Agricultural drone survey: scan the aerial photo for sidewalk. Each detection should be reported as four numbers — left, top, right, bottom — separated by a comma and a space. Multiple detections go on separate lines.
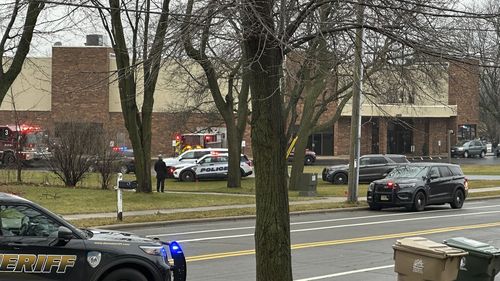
62, 186, 500, 221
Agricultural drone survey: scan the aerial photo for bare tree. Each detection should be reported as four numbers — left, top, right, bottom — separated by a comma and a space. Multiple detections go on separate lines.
48, 121, 97, 187
182, 0, 250, 188
0, 0, 45, 105
93, 0, 172, 192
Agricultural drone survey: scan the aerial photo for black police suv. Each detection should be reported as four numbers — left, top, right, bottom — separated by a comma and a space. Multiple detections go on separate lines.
0, 192, 186, 281
367, 163, 468, 211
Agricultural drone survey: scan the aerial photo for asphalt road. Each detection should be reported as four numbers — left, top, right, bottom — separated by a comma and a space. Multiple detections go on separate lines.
119, 199, 500, 281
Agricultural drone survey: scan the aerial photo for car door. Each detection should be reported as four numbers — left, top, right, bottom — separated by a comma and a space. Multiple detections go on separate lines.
196, 156, 216, 179
437, 166, 454, 201
427, 166, 448, 203
359, 156, 388, 182
0, 203, 87, 281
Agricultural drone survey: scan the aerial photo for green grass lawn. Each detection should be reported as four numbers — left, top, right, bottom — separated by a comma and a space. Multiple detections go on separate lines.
1, 165, 499, 218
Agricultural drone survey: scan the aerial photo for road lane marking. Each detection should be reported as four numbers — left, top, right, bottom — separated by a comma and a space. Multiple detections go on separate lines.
177, 209, 500, 242
147, 203, 500, 238
295, 265, 394, 280
185, 221, 500, 262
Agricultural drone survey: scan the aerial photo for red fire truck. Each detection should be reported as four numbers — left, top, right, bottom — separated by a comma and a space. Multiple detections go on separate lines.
173, 133, 224, 155
0, 124, 49, 166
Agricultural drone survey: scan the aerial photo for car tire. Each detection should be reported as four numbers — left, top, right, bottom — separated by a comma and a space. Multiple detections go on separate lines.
180, 170, 195, 182
480, 151, 485, 158
333, 173, 347, 184
304, 156, 314, 165
463, 151, 469, 158
411, 191, 426, 212
369, 203, 382, 211
450, 189, 465, 209
2, 153, 16, 166
103, 268, 147, 281
240, 168, 246, 178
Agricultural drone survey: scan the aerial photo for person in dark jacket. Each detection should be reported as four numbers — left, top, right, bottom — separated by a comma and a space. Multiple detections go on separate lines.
154, 155, 168, 192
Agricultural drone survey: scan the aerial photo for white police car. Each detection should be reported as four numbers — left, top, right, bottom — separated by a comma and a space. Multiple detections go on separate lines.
173, 154, 253, 181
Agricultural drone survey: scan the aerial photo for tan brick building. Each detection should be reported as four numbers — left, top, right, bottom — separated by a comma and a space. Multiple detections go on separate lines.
0, 45, 479, 157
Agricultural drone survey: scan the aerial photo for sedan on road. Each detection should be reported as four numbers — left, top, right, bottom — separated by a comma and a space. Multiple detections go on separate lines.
367, 163, 468, 211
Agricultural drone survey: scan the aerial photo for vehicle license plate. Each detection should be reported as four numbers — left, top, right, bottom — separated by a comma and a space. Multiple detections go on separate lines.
380, 195, 389, 201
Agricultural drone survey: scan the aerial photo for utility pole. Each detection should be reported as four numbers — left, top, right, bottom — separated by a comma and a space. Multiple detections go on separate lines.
347, 0, 365, 203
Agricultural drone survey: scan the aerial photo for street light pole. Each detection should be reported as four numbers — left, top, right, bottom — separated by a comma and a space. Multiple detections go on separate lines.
447, 129, 454, 163
347, 0, 365, 203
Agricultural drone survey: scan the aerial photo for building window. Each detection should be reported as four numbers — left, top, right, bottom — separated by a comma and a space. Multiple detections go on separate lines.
457, 124, 476, 141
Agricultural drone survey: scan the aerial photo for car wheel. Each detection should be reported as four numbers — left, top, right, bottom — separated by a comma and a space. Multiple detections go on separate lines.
333, 173, 347, 184
480, 151, 485, 158
2, 153, 16, 166
103, 268, 147, 281
450, 189, 465, 209
304, 156, 314, 165
119, 165, 129, 174
411, 191, 426, 212
369, 203, 382, 211
180, 170, 195, 182
463, 151, 469, 158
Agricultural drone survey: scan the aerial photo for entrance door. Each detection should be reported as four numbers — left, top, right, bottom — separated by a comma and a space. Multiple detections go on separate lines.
387, 119, 413, 154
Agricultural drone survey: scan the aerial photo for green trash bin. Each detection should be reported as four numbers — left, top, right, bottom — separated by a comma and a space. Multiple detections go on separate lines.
298, 173, 317, 197
444, 237, 500, 281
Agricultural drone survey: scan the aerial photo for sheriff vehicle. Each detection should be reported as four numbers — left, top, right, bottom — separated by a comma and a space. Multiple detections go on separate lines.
173, 153, 253, 181
0, 192, 186, 281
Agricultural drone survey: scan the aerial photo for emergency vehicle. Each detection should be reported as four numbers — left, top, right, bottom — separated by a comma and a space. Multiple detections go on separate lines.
0, 192, 186, 281
173, 153, 253, 181
0, 124, 49, 166
173, 132, 224, 155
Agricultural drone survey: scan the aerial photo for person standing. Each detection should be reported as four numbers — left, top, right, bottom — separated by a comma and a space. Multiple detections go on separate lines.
154, 155, 167, 193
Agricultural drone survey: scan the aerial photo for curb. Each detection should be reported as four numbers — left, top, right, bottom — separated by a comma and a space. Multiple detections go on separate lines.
94, 195, 500, 230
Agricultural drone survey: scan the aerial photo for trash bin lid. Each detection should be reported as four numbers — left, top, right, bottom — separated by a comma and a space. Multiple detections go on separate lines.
444, 237, 500, 256
393, 237, 467, 259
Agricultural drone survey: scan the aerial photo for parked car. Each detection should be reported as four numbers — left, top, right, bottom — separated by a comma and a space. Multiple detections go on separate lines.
450, 140, 487, 158
163, 148, 228, 178
288, 149, 317, 165
322, 154, 409, 184
88, 149, 135, 174
173, 153, 253, 182
367, 163, 468, 211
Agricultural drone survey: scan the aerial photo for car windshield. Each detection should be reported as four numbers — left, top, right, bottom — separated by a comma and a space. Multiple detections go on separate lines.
456, 140, 470, 146
387, 166, 429, 178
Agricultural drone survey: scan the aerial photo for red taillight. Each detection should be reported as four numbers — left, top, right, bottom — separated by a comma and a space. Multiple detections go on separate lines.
387, 181, 394, 189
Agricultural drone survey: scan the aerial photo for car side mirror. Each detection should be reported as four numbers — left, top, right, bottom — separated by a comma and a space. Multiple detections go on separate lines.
58, 226, 73, 242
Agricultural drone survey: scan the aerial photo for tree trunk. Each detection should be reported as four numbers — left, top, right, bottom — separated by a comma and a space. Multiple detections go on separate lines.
289, 129, 309, 191
226, 122, 242, 188
242, 0, 292, 278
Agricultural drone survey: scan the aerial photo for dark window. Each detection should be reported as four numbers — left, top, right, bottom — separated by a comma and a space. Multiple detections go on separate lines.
194, 151, 209, 158
182, 151, 195, 159
429, 167, 440, 178
0, 205, 60, 237
371, 157, 388, 164
438, 166, 452, 177
457, 124, 477, 141
449, 166, 464, 176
